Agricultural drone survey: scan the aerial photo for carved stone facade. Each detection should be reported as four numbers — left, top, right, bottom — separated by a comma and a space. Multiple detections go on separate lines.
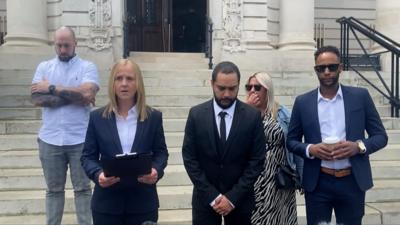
88, 0, 112, 51
222, 0, 245, 53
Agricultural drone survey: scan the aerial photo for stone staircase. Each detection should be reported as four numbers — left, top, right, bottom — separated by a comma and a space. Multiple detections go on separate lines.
0, 52, 399, 224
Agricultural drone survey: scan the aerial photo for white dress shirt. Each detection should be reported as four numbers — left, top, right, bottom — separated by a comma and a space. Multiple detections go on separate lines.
32, 55, 100, 146
317, 85, 351, 169
114, 106, 138, 154
210, 99, 237, 208
213, 100, 236, 140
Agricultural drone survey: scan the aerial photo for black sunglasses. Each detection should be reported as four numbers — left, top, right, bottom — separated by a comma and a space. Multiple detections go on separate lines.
245, 84, 262, 92
314, 64, 340, 73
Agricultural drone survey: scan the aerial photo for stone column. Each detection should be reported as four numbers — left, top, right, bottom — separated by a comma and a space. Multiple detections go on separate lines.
373, 0, 400, 71
373, 0, 400, 50
278, 0, 315, 50
4, 0, 48, 46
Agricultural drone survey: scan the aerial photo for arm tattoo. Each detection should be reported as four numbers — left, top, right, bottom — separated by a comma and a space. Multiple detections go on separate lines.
59, 89, 85, 104
31, 93, 70, 108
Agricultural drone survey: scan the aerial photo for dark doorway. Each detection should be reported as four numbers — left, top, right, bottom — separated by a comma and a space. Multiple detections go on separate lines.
124, 0, 207, 53
125, 0, 169, 52
172, 0, 207, 52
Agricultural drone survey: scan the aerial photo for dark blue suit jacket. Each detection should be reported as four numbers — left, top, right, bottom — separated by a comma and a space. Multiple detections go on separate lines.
287, 85, 387, 192
81, 106, 168, 214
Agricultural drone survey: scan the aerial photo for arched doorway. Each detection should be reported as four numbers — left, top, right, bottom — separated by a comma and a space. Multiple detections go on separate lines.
124, 0, 207, 53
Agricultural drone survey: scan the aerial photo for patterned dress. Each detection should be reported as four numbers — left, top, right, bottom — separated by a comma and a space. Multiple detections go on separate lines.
251, 113, 298, 225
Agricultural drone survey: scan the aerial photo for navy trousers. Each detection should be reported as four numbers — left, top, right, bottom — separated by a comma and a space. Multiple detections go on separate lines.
92, 210, 157, 225
305, 173, 365, 225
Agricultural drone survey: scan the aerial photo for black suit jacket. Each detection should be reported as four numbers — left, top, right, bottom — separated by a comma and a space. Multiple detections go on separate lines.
81, 106, 168, 214
182, 100, 266, 213
287, 85, 388, 192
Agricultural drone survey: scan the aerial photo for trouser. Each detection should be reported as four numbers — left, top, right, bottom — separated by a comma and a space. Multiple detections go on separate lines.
38, 138, 92, 225
192, 205, 251, 225
92, 210, 158, 225
305, 173, 365, 225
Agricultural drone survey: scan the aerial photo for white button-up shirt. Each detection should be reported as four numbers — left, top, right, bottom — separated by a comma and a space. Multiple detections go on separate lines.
213, 99, 236, 140
317, 85, 351, 169
32, 56, 100, 146
114, 106, 138, 154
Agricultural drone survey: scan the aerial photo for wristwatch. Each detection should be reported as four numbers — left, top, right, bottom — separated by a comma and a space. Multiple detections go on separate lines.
48, 85, 56, 95
357, 140, 367, 154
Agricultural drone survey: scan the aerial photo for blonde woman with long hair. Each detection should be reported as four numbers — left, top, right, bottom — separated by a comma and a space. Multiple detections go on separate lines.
81, 59, 168, 225
245, 72, 302, 225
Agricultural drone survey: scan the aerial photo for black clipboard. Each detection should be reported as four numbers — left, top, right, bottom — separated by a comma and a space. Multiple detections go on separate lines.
100, 152, 152, 177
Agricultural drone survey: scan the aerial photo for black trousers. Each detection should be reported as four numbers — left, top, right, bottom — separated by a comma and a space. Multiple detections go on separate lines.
92, 210, 158, 225
305, 173, 365, 225
192, 205, 251, 225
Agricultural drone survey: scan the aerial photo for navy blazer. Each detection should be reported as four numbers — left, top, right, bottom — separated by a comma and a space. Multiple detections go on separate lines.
182, 100, 266, 213
286, 85, 387, 192
81, 106, 168, 214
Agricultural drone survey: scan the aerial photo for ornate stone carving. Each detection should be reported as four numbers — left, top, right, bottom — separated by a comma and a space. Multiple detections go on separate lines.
222, 0, 245, 52
88, 0, 112, 51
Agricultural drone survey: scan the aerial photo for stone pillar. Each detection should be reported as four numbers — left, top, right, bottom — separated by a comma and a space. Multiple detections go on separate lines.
4, 0, 48, 46
278, 0, 315, 50
373, 0, 400, 71
374, 0, 400, 50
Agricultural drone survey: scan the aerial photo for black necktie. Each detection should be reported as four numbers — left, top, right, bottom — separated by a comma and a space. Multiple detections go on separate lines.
219, 111, 227, 145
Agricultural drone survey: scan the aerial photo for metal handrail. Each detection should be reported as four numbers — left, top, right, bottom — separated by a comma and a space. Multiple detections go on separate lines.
123, 19, 129, 59
205, 17, 213, 69
0, 16, 6, 46
337, 17, 400, 117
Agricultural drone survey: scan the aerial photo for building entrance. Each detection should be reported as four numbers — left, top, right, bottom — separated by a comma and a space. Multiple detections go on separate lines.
124, 0, 206, 53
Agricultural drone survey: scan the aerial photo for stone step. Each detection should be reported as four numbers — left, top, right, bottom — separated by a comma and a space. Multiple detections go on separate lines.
2, 116, 399, 135
0, 106, 191, 120
0, 161, 399, 191
0, 180, 398, 217
1, 131, 400, 152
0, 133, 182, 151
0, 118, 187, 135
0, 165, 191, 191
0, 203, 395, 225
0, 146, 183, 169
0, 185, 193, 216
0, 209, 193, 225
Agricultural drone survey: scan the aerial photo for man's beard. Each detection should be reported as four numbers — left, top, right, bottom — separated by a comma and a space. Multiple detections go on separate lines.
58, 53, 76, 62
214, 95, 237, 109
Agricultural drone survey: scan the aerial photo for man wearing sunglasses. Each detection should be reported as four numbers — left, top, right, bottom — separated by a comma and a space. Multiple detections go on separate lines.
30, 26, 100, 225
287, 45, 387, 225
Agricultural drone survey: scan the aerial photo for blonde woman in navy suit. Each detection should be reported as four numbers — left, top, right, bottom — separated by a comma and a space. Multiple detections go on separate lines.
81, 59, 168, 225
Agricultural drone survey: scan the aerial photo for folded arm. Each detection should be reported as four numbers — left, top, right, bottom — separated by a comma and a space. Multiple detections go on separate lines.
31, 80, 99, 107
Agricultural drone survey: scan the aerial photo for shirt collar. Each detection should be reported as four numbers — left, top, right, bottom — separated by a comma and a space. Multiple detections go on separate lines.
318, 84, 343, 102
113, 105, 138, 119
213, 99, 236, 118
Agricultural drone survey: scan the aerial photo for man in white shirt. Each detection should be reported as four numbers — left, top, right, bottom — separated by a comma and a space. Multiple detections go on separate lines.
182, 61, 266, 225
287, 45, 388, 225
31, 26, 100, 225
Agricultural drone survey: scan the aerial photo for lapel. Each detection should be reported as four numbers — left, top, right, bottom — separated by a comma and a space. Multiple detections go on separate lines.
341, 85, 352, 138
310, 89, 322, 142
131, 117, 145, 153
106, 113, 123, 154
222, 100, 241, 159
205, 100, 219, 158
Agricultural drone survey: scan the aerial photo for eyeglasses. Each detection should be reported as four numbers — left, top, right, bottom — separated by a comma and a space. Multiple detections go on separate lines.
55, 43, 71, 49
245, 84, 262, 92
314, 64, 340, 73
